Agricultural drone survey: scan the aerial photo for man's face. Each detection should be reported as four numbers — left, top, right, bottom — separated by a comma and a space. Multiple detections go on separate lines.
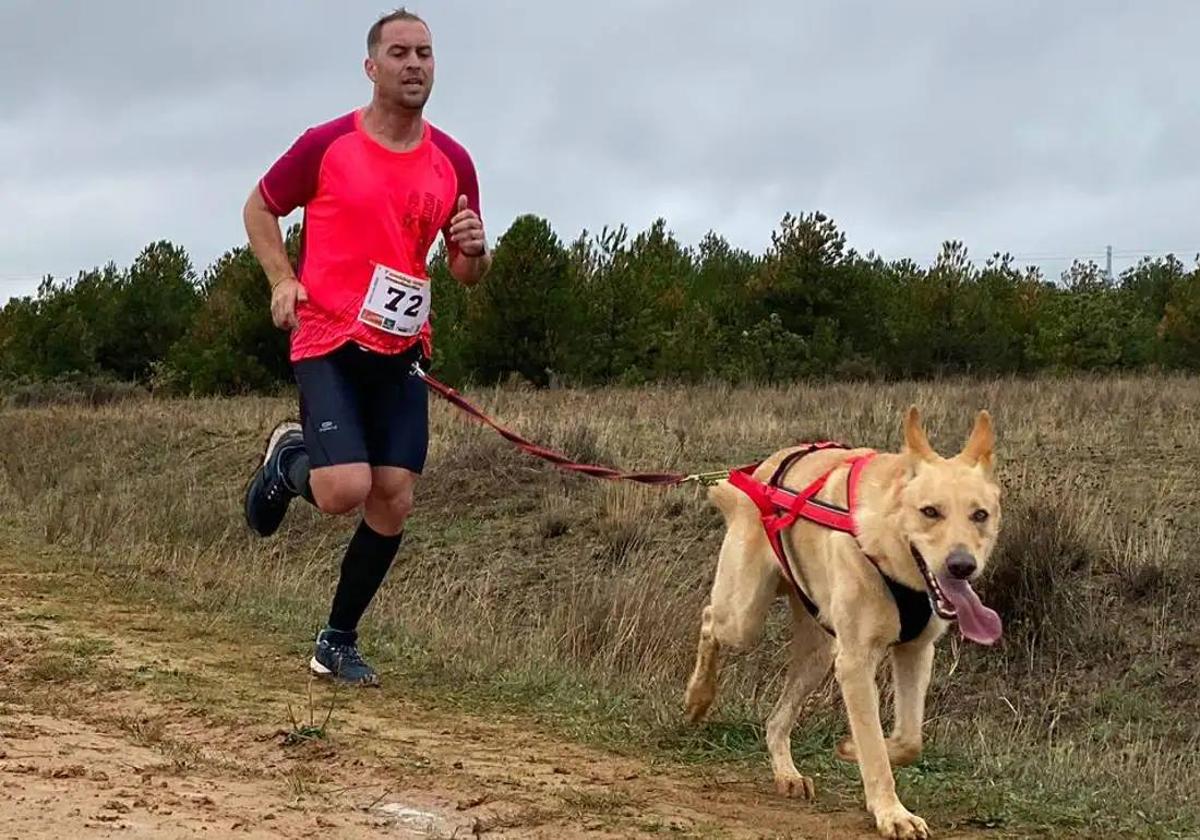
366, 20, 434, 111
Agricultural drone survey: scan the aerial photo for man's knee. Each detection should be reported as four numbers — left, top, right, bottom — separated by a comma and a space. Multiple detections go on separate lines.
311, 467, 372, 515
364, 470, 416, 534
369, 484, 413, 525
390, 487, 415, 521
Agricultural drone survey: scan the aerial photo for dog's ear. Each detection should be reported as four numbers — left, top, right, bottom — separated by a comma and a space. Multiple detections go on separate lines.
959, 409, 995, 474
903, 405, 936, 462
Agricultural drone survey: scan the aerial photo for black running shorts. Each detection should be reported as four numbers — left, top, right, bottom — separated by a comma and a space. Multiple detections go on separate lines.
292, 342, 429, 473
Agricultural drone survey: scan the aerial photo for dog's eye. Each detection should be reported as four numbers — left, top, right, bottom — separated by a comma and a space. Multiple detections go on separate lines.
920, 506, 941, 519
971, 509, 989, 523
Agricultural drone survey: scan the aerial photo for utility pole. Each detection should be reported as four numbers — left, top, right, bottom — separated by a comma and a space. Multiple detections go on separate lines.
1106, 245, 1113, 281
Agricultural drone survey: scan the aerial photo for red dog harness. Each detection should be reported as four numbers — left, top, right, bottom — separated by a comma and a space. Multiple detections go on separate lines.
728, 442, 933, 642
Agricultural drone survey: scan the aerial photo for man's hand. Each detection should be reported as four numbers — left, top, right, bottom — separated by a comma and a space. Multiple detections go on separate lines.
270, 277, 308, 330
447, 195, 487, 257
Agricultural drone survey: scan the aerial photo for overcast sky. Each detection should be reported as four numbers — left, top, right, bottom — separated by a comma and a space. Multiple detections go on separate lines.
1, 1, 1197, 303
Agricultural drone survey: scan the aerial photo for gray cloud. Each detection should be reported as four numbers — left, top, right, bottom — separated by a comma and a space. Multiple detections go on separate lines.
2, 0, 1198, 302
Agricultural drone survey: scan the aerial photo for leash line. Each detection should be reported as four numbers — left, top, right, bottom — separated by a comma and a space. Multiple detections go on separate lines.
412, 362, 729, 487
410, 364, 962, 637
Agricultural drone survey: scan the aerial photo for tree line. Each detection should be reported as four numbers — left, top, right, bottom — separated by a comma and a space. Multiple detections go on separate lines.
2, 211, 1199, 394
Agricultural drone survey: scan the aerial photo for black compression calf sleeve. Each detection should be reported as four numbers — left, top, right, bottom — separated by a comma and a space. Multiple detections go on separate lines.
282, 447, 315, 505
327, 520, 403, 633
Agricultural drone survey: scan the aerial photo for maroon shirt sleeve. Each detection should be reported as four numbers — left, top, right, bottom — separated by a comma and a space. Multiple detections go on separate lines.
430, 125, 482, 240
257, 112, 356, 216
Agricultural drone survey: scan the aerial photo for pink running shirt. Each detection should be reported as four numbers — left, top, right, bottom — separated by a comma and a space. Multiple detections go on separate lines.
258, 109, 481, 362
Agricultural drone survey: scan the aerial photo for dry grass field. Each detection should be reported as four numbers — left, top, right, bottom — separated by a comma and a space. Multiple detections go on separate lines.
1, 374, 1198, 838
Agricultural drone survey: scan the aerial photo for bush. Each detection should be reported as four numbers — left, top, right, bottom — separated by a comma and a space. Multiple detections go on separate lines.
0, 373, 147, 408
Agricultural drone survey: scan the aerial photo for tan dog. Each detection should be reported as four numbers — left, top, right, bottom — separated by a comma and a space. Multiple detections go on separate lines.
684, 407, 1003, 839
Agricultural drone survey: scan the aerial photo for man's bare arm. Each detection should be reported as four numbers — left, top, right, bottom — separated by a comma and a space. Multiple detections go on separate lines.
243, 186, 306, 329
244, 187, 296, 287
448, 248, 492, 287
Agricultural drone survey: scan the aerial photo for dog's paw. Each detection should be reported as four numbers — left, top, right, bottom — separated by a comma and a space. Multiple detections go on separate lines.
836, 736, 921, 767
874, 804, 929, 839
683, 681, 714, 723
773, 771, 815, 800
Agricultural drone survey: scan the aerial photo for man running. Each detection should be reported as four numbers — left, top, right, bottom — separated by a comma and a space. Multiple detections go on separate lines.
241, 8, 490, 686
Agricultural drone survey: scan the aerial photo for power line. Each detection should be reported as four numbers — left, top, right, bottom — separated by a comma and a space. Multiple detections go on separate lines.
898, 248, 1200, 265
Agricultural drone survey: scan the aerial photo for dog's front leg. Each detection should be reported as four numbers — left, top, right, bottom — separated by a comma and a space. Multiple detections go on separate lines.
888, 641, 934, 765
836, 645, 929, 840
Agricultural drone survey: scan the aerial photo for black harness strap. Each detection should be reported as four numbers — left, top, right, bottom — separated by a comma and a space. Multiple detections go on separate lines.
767, 445, 934, 645
884, 575, 934, 644
766, 444, 844, 630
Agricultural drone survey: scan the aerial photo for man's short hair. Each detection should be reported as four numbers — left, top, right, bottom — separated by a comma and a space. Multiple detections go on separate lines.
368, 8, 428, 55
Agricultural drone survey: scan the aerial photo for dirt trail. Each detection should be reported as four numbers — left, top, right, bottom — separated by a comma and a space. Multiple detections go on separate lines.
0, 559, 982, 840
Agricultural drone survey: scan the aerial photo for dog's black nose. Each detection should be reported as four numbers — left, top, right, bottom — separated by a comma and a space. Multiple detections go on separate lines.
946, 549, 977, 580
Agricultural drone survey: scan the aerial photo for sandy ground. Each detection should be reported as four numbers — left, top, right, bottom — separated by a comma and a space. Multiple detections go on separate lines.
0, 560, 985, 840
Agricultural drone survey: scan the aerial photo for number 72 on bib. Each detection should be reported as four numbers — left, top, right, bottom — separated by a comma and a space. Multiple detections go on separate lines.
358, 264, 432, 337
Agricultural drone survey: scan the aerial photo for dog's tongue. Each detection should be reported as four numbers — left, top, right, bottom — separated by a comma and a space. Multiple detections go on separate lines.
936, 576, 1003, 645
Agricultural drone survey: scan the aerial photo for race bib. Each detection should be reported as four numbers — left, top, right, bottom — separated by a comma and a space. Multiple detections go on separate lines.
357, 263, 431, 337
